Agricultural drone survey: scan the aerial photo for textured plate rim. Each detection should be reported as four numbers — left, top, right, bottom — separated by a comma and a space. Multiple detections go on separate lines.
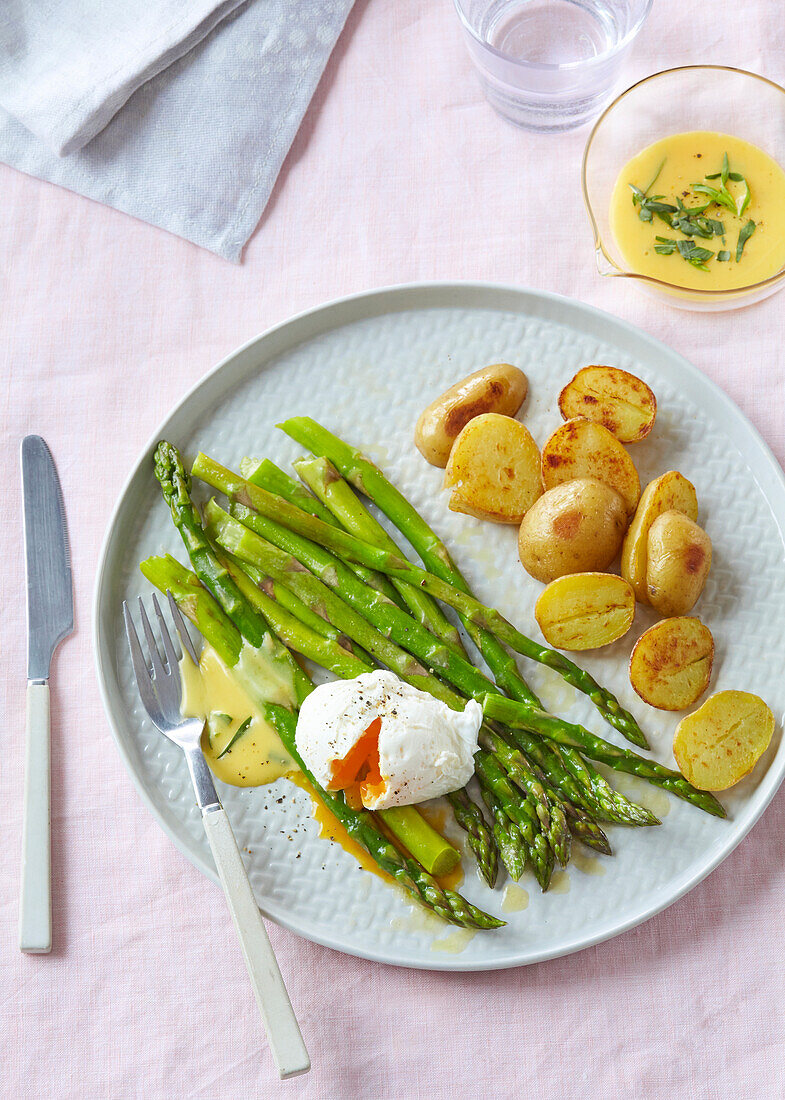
93, 280, 785, 972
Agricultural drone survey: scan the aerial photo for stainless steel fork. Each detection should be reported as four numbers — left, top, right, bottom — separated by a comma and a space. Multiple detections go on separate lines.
123, 593, 310, 1080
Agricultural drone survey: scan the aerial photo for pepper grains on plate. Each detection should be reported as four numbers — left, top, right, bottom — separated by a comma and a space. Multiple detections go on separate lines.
413, 361, 774, 793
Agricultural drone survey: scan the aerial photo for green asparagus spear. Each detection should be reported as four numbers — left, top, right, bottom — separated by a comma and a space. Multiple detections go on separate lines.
479, 787, 527, 881
242, 457, 408, 612
562, 802, 613, 855
475, 753, 554, 890
293, 455, 467, 656
220, 551, 371, 682
482, 693, 725, 818
484, 727, 571, 868
206, 498, 502, 704
155, 442, 269, 650
257, 572, 367, 661
191, 448, 647, 748
140, 554, 242, 667
446, 789, 498, 888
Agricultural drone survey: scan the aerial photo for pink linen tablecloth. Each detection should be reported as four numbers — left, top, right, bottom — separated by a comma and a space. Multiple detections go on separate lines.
2, 1, 785, 1097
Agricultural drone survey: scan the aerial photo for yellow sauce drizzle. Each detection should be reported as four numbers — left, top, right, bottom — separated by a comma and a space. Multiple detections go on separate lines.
179, 643, 297, 788
572, 851, 607, 876
501, 884, 530, 912
287, 773, 391, 881
549, 870, 571, 894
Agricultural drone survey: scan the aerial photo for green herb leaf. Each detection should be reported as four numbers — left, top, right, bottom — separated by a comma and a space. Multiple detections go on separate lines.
721, 152, 730, 186
728, 172, 744, 182
676, 239, 714, 271
737, 179, 751, 217
691, 183, 738, 213
736, 219, 756, 262
643, 158, 666, 195
217, 715, 253, 758
717, 250, 731, 262
214, 712, 233, 724
654, 236, 678, 255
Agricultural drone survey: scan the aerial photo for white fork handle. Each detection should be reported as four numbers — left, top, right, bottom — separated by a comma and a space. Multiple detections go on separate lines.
201, 807, 310, 1079
20, 682, 52, 953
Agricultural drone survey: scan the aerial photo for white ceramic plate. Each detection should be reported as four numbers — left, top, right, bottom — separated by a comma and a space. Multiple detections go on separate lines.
94, 283, 785, 971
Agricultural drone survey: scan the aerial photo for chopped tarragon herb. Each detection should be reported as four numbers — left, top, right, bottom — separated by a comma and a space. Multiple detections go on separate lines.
634, 153, 755, 272
736, 219, 756, 262
218, 715, 253, 758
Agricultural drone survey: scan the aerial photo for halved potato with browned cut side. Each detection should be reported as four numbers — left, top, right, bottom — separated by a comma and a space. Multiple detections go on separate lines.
415, 363, 529, 467
558, 366, 657, 443
673, 690, 775, 791
621, 471, 699, 603
630, 617, 714, 710
541, 418, 640, 516
444, 412, 541, 524
535, 573, 635, 651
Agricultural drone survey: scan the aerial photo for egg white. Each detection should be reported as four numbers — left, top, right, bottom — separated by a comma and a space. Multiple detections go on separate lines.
295, 670, 482, 810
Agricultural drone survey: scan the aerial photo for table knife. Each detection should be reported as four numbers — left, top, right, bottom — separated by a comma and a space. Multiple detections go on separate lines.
20, 436, 74, 954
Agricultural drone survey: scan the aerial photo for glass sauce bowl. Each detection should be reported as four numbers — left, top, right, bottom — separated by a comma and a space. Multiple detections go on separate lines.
582, 66, 785, 311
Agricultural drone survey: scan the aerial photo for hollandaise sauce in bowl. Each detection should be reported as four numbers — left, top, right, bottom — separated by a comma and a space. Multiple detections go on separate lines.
583, 67, 785, 309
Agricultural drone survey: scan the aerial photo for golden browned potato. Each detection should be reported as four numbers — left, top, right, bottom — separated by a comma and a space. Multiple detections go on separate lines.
629, 617, 714, 710
444, 412, 541, 524
415, 363, 528, 467
518, 478, 628, 583
621, 472, 699, 603
646, 511, 712, 616
535, 573, 635, 650
541, 418, 641, 515
673, 690, 775, 790
558, 365, 657, 443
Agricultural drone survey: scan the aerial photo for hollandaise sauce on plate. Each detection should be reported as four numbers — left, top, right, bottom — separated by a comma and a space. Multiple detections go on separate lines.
180, 641, 297, 787
610, 132, 785, 291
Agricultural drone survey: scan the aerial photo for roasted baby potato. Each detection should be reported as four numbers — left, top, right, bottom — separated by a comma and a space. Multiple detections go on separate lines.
629, 617, 714, 710
621, 471, 699, 603
541, 418, 641, 516
646, 511, 712, 616
558, 365, 657, 443
444, 412, 541, 524
518, 478, 628, 583
673, 690, 775, 790
535, 572, 635, 650
415, 363, 529, 467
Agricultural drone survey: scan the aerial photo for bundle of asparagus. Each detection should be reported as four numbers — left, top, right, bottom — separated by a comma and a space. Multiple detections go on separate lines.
140, 423, 725, 931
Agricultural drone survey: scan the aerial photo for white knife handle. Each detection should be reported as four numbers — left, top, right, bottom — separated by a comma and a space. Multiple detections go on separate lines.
202, 807, 310, 1079
20, 682, 52, 953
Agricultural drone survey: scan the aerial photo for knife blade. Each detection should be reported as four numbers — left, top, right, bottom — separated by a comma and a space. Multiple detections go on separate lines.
23, 436, 73, 679
20, 436, 73, 953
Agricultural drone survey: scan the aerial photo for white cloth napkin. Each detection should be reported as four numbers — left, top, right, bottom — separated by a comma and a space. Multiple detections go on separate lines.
0, 0, 354, 260
0, 0, 246, 155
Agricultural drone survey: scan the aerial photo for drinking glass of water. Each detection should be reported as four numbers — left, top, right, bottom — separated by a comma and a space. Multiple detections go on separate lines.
453, 0, 652, 132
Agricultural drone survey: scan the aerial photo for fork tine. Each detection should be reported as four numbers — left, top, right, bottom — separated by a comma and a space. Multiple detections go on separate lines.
153, 592, 181, 670
167, 590, 200, 665
138, 596, 166, 680
123, 602, 160, 714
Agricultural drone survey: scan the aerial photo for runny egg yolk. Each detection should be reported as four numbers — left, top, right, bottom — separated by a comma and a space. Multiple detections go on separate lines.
327, 717, 384, 810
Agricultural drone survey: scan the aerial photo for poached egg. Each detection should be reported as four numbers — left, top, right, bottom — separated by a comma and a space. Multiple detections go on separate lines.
295, 671, 482, 811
